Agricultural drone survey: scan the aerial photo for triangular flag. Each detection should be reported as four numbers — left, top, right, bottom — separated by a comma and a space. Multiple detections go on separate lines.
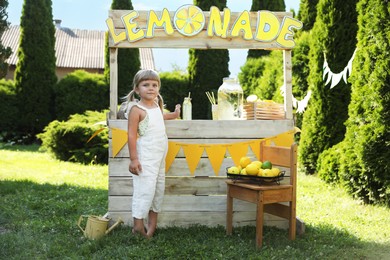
249, 139, 262, 160
87, 127, 106, 143
111, 128, 128, 157
272, 131, 294, 147
182, 144, 204, 175
227, 141, 249, 166
165, 141, 181, 173
204, 144, 227, 176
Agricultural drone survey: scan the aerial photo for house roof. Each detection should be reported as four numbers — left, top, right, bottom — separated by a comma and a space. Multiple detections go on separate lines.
1, 25, 155, 70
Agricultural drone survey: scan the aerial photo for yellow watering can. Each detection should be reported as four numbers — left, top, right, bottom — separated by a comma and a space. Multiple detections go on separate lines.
78, 215, 123, 240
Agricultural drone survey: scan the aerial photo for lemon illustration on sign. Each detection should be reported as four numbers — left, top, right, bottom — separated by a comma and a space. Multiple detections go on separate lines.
240, 156, 251, 168
174, 5, 205, 36
261, 160, 272, 169
271, 167, 281, 177
245, 163, 259, 176
251, 160, 262, 169
227, 166, 240, 174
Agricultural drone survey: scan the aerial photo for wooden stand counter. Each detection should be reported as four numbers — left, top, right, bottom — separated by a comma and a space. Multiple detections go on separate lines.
108, 119, 295, 228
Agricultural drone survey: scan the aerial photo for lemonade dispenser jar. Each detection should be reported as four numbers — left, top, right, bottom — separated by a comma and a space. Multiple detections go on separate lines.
217, 77, 244, 120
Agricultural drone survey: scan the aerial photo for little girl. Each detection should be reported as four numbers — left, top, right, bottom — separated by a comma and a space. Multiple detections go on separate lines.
126, 69, 180, 238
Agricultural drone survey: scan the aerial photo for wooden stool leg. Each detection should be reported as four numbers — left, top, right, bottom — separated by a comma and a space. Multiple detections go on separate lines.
288, 200, 296, 240
255, 192, 264, 248
226, 185, 233, 235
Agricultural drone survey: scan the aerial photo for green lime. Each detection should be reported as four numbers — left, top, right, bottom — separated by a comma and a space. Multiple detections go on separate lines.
261, 160, 272, 169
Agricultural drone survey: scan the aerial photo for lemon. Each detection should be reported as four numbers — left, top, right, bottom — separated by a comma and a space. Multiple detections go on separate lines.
251, 160, 262, 169
261, 160, 272, 169
257, 168, 264, 176
174, 5, 205, 36
227, 166, 240, 174
246, 94, 258, 103
240, 168, 247, 175
271, 167, 281, 177
245, 163, 259, 176
262, 169, 272, 177
240, 156, 251, 168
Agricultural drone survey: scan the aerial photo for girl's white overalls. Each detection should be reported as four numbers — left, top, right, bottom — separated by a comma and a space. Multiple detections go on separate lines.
131, 104, 168, 219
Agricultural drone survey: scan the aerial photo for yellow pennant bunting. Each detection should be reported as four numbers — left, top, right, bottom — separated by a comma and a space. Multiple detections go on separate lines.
249, 139, 262, 160
165, 141, 181, 173
272, 131, 294, 147
227, 141, 249, 166
87, 127, 106, 143
182, 144, 205, 175
111, 127, 128, 157
204, 144, 227, 176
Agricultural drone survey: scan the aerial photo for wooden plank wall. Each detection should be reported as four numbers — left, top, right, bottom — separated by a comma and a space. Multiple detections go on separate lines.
108, 120, 295, 229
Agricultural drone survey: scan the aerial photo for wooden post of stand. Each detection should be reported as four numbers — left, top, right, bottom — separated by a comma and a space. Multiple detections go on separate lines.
109, 48, 118, 120
283, 50, 293, 120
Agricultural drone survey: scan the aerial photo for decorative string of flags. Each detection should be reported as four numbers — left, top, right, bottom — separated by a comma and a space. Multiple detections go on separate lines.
280, 48, 357, 113
111, 127, 300, 176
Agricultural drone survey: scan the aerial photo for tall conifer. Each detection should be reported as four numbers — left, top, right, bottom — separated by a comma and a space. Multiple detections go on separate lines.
0, 0, 12, 78
298, 0, 358, 174
338, 0, 390, 205
14, 0, 57, 139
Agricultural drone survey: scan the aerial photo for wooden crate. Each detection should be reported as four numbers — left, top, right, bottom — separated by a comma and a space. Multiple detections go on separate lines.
243, 101, 286, 120
107, 119, 295, 229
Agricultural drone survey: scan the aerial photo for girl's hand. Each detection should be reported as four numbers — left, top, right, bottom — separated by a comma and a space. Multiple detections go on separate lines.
174, 104, 181, 118
129, 159, 142, 175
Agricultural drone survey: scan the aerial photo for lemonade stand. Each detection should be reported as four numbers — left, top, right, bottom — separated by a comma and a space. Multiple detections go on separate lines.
106, 5, 302, 229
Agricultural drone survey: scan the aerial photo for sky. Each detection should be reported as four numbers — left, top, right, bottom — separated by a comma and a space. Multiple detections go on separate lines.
7, 0, 301, 76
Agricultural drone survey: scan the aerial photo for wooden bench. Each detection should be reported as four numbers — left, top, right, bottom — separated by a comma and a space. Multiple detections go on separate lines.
226, 142, 297, 248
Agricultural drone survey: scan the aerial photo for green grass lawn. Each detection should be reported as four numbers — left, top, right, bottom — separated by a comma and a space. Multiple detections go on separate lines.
1, 144, 389, 259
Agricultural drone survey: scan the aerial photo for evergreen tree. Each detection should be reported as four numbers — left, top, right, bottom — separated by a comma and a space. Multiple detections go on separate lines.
338, 0, 390, 205
0, 0, 12, 78
297, 0, 319, 32
14, 0, 57, 140
105, 0, 140, 100
247, 0, 286, 58
188, 0, 229, 119
298, 0, 358, 174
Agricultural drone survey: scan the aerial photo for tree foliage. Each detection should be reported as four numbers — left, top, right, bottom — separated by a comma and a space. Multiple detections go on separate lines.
298, 0, 358, 174
188, 0, 229, 119
105, 0, 140, 100
297, 0, 319, 32
336, 0, 390, 205
14, 0, 57, 140
0, 0, 12, 78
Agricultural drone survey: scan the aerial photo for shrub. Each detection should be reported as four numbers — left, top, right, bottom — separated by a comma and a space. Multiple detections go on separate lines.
0, 80, 18, 137
317, 143, 343, 183
37, 110, 108, 165
160, 70, 189, 112
54, 70, 109, 120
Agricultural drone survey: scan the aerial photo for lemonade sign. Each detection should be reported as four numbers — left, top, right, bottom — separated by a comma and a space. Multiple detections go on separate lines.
106, 5, 303, 48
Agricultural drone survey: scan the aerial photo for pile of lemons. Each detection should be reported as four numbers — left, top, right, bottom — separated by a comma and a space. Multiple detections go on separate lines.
227, 156, 281, 177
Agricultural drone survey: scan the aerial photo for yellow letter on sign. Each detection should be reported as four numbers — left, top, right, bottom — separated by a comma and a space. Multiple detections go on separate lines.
230, 10, 253, 40
254, 11, 280, 42
122, 11, 145, 42
276, 17, 303, 48
207, 6, 231, 38
106, 18, 126, 44
146, 9, 174, 37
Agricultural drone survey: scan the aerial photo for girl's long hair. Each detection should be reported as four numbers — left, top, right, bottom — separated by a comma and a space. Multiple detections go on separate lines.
123, 69, 164, 112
